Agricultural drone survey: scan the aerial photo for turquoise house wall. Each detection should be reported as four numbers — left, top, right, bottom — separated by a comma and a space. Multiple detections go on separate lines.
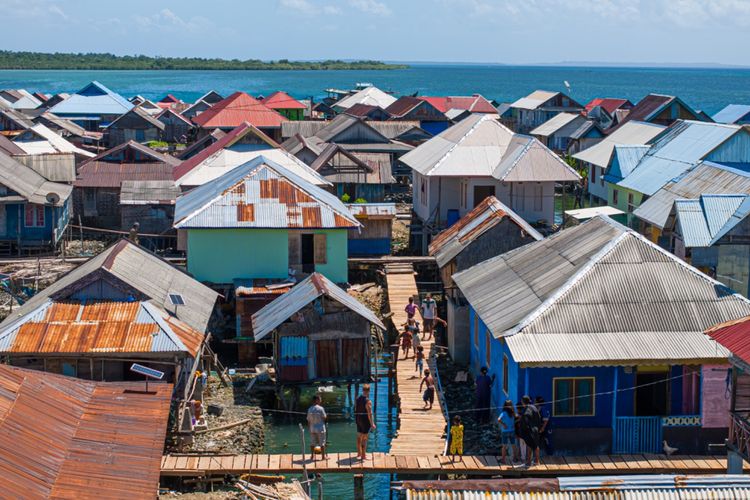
186, 228, 348, 284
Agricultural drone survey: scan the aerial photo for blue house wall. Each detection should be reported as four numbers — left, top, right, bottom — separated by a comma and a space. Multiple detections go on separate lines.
0, 199, 70, 245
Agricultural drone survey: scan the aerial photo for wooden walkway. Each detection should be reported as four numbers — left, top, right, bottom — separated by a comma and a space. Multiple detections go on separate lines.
384, 265, 447, 456
161, 453, 741, 477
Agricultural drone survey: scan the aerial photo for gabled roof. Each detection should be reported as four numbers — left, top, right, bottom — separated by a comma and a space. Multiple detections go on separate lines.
251, 272, 385, 340
174, 122, 325, 187
453, 216, 750, 366
49, 81, 133, 116
0, 365, 171, 499
197, 90, 224, 105
181, 99, 212, 119
86, 140, 181, 166
0, 151, 72, 206
262, 91, 307, 110
281, 133, 325, 157
13, 124, 95, 157
0, 239, 219, 332
385, 96, 424, 117
281, 120, 329, 140
334, 86, 396, 111
344, 103, 388, 118
603, 144, 651, 184
157, 107, 195, 127
310, 143, 394, 185
584, 98, 633, 115
618, 121, 746, 196
313, 114, 391, 143
510, 90, 560, 110
572, 121, 666, 168
174, 155, 359, 230
418, 94, 497, 114
612, 94, 703, 130
400, 114, 580, 182
712, 104, 750, 124
158, 94, 181, 104
634, 161, 750, 231
106, 105, 165, 130
178, 128, 226, 159
428, 196, 542, 267
706, 316, 750, 366
192, 92, 288, 129
530, 112, 581, 137
674, 194, 750, 248
0, 134, 24, 155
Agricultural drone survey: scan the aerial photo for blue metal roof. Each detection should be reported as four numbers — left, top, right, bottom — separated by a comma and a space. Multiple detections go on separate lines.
713, 104, 750, 124
603, 144, 650, 183
49, 81, 133, 117
618, 121, 743, 196
675, 194, 750, 247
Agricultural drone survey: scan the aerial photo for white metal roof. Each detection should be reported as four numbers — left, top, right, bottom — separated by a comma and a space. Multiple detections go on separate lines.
530, 112, 579, 137
565, 206, 625, 221
572, 121, 666, 168
333, 86, 396, 111
14, 124, 94, 158
400, 114, 579, 182
510, 90, 559, 110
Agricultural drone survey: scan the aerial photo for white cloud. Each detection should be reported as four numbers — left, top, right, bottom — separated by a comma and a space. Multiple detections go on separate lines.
4, 0, 69, 21
349, 0, 392, 16
323, 5, 343, 15
134, 9, 211, 32
280, 0, 315, 14
654, 0, 750, 27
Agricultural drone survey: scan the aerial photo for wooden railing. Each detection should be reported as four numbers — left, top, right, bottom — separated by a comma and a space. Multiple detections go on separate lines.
729, 411, 750, 460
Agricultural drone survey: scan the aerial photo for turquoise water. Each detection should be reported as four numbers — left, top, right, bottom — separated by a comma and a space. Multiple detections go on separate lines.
1, 65, 750, 114
262, 353, 397, 499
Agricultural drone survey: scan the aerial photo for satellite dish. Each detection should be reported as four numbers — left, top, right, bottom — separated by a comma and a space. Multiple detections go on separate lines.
46, 192, 60, 205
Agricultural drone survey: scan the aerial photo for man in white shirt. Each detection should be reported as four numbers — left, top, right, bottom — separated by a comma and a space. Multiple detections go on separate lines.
306, 394, 327, 460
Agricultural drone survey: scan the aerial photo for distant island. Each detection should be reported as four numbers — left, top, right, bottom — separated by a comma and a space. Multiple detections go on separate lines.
0, 51, 408, 71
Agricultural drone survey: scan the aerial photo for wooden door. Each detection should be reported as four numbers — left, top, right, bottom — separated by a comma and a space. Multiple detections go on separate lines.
341, 338, 367, 377
315, 339, 339, 379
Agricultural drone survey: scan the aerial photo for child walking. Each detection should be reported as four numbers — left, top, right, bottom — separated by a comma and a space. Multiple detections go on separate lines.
498, 399, 517, 466
449, 415, 464, 461
415, 346, 425, 376
419, 368, 435, 410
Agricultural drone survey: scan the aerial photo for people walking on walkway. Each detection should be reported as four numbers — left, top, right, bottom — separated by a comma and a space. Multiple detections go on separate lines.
405, 296, 418, 320
415, 345, 425, 376
420, 368, 435, 410
306, 394, 327, 460
399, 327, 413, 359
421, 293, 437, 340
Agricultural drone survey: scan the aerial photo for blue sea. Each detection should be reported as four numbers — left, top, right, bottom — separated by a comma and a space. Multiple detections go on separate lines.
1, 64, 750, 115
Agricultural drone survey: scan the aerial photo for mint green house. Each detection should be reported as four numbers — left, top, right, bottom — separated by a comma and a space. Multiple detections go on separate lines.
175, 155, 358, 284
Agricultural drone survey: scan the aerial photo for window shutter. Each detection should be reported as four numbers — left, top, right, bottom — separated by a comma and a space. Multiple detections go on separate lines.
313, 234, 327, 264
24, 205, 33, 227
36, 206, 45, 227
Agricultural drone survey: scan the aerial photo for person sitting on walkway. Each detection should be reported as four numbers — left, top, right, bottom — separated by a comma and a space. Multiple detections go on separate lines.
449, 415, 464, 461
405, 296, 418, 320
399, 327, 413, 359
520, 395, 542, 467
306, 394, 327, 460
355, 384, 375, 461
421, 293, 437, 340
498, 399, 517, 466
420, 368, 436, 410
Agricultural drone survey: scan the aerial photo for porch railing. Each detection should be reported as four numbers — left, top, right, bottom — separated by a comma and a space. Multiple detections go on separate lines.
729, 412, 750, 460
613, 416, 662, 454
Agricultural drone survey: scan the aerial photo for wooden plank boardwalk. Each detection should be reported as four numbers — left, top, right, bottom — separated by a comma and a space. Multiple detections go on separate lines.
161, 453, 740, 477
384, 266, 447, 456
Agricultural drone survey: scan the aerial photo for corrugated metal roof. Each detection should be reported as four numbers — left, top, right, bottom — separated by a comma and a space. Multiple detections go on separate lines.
192, 91, 288, 129
673, 194, 750, 248
310, 143, 394, 185
120, 180, 180, 204
0, 364, 171, 499
712, 104, 750, 124
75, 162, 175, 187
262, 91, 307, 110
618, 121, 745, 196
281, 121, 329, 140
530, 112, 580, 137
453, 216, 750, 366
573, 121, 666, 168
252, 272, 385, 340
49, 81, 134, 116
400, 114, 579, 182
87, 140, 180, 166
0, 134, 25, 155
633, 161, 750, 230
429, 196, 542, 267
174, 154, 359, 229
106, 105, 165, 130
313, 114, 391, 144
0, 299, 203, 357
603, 144, 651, 183
0, 150, 72, 206
418, 95, 497, 114
707, 316, 750, 366
333, 86, 396, 111
510, 90, 560, 111
584, 98, 633, 115
0, 239, 218, 333
14, 124, 95, 157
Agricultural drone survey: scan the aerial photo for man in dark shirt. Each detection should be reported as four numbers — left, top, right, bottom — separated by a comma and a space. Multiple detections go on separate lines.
475, 367, 495, 423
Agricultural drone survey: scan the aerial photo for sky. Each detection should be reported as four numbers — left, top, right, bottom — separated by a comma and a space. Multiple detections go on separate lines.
4, 0, 750, 66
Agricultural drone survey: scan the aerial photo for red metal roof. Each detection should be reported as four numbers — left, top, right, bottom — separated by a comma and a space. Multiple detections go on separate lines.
0, 364, 171, 499
384, 96, 422, 117
192, 91, 288, 129
706, 316, 750, 365
418, 94, 497, 114
173, 122, 279, 180
159, 94, 181, 103
262, 91, 307, 110
584, 98, 633, 115
345, 103, 382, 117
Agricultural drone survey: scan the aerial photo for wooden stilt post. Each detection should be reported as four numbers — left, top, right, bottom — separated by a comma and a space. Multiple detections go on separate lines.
353, 474, 365, 500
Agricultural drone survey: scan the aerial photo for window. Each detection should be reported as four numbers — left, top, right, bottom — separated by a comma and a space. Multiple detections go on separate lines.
534, 184, 543, 211
591, 166, 597, 184
502, 355, 509, 395
473, 312, 479, 348
24, 204, 45, 228
612, 189, 619, 206
553, 377, 595, 416
627, 193, 635, 213
420, 177, 427, 206
485, 328, 491, 367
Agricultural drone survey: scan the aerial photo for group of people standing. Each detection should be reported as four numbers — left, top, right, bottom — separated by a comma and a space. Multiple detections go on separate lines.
497, 395, 551, 466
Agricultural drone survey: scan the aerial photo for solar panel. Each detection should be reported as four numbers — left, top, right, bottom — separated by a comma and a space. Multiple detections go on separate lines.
129, 363, 165, 380
168, 293, 185, 305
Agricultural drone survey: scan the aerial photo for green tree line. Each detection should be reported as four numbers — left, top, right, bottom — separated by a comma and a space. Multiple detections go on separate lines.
0, 51, 408, 71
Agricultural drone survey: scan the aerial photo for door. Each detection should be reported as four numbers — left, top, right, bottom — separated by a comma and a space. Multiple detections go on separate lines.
301, 234, 315, 273
473, 185, 496, 208
635, 368, 670, 416
315, 340, 339, 379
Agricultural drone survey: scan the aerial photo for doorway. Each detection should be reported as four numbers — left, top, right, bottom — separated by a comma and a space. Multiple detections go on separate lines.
301, 234, 315, 273
635, 367, 670, 416
473, 185, 496, 208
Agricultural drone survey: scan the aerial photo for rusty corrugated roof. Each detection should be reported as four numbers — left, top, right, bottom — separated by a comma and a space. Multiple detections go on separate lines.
0, 364, 171, 499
